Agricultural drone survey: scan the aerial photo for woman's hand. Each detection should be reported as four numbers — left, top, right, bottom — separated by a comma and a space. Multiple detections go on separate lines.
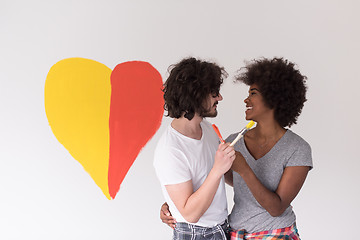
231, 151, 250, 175
160, 202, 176, 229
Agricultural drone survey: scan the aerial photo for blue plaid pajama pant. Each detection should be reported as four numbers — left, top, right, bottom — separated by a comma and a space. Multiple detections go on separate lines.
173, 221, 229, 240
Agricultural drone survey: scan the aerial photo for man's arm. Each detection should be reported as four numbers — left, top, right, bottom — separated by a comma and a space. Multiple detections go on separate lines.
165, 143, 235, 223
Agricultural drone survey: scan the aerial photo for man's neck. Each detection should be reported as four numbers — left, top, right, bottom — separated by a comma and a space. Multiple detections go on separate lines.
171, 114, 204, 140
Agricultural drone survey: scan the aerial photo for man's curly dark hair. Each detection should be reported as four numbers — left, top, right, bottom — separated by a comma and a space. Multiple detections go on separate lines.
236, 57, 308, 127
163, 57, 227, 120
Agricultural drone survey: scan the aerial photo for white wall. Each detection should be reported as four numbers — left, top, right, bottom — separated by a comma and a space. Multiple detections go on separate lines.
1, 0, 359, 239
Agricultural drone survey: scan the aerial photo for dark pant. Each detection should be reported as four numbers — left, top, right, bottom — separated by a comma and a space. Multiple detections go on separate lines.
173, 220, 229, 240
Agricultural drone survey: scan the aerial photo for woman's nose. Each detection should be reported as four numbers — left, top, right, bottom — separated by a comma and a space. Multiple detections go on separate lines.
217, 93, 223, 101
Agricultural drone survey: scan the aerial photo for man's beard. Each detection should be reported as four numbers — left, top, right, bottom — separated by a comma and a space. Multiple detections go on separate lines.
201, 109, 218, 118
200, 102, 218, 118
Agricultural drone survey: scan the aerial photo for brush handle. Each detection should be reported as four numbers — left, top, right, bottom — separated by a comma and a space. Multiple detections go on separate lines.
229, 128, 248, 147
212, 124, 225, 144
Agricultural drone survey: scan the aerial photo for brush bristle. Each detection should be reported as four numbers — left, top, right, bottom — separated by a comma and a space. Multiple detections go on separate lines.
246, 120, 255, 129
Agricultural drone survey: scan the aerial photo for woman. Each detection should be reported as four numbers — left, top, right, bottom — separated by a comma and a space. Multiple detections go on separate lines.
161, 57, 312, 240
226, 57, 312, 239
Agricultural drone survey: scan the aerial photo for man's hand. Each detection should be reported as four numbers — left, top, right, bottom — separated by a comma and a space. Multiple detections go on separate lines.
160, 202, 176, 229
213, 143, 236, 177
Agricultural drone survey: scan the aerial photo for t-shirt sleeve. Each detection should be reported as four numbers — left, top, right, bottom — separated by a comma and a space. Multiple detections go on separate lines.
285, 140, 313, 170
154, 147, 192, 186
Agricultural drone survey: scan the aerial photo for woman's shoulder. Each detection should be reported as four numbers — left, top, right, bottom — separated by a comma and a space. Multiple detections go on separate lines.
225, 132, 240, 143
285, 129, 311, 151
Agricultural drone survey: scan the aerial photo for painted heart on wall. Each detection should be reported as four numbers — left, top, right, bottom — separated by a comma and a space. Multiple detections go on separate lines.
45, 58, 164, 199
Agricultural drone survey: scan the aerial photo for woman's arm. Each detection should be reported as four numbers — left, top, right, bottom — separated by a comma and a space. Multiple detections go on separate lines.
224, 170, 233, 187
160, 202, 177, 229
231, 151, 310, 217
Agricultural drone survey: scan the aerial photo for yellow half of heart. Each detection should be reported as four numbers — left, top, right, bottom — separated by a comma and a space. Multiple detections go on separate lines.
45, 58, 112, 199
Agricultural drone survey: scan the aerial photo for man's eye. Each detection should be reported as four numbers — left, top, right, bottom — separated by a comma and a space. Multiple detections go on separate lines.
212, 92, 219, 98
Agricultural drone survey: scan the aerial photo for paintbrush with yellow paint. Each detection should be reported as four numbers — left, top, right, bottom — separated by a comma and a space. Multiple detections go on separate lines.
229, 121, 255, 147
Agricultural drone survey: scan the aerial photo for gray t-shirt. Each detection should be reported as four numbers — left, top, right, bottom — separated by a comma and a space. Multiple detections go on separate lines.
226, 129, 313, 233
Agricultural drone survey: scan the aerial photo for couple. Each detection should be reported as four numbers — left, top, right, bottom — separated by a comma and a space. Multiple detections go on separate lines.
153, 57, 313, 240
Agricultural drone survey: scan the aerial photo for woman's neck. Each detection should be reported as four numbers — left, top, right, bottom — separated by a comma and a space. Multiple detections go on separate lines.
251, 118, 286, 141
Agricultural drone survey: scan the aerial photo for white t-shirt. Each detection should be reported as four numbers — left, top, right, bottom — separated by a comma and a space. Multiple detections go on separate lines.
153, 119, 228, 227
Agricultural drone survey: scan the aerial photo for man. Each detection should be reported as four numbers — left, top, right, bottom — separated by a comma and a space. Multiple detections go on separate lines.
153, 57, 235, 240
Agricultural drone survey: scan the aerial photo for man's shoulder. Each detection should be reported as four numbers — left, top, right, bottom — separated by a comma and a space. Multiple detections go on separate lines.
155, 126, 178, 150
201, 118, 212, 128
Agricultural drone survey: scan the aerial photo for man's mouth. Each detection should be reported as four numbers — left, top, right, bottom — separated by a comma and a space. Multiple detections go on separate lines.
246, 106, 253, 111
